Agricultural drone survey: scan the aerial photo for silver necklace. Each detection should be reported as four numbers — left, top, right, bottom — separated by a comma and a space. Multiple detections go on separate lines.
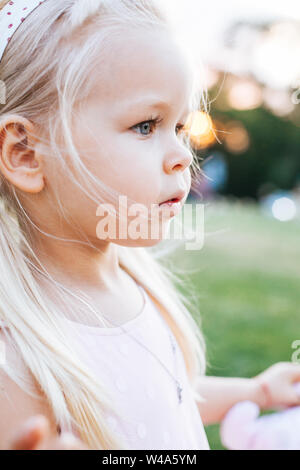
102, 285, 183, 405
123, 326, 183, 405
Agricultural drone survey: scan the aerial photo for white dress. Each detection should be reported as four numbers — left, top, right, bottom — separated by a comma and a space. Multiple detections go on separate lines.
59, 284, 210, 450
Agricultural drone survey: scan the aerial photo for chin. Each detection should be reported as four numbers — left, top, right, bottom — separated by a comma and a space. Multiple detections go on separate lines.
96, 216, 172, 247
114, 236, 166, 248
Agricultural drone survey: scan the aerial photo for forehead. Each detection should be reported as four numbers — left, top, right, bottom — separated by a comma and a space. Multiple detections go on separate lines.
90, 28, 195, 114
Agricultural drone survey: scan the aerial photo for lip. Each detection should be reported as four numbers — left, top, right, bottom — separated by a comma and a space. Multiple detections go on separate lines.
158, 190, 187, 217
158, 189, 187, 206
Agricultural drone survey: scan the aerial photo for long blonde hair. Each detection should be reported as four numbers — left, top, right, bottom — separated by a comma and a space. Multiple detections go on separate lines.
0, 0, 208, 449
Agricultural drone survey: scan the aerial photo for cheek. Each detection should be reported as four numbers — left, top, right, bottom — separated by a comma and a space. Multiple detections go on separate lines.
116, 166, 160, 206
93, 143, 161, 205
184, 168, 192, 190
72, 120, 162, 206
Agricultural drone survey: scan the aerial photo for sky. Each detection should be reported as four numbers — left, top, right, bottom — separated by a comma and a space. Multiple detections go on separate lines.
162, 0, 300, 60
161, 0, 300, 89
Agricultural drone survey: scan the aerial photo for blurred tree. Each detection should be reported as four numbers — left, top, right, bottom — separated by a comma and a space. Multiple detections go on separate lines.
203, 107, 300, 199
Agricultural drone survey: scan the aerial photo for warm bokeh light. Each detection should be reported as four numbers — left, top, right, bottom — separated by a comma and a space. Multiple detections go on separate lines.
185, 111, 216, 149
224, 121, 250, 154
263, 88, 295, 117
227, 79, 263, 110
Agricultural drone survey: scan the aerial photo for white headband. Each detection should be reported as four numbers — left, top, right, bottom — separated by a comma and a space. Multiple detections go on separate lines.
0, 0, 47, 64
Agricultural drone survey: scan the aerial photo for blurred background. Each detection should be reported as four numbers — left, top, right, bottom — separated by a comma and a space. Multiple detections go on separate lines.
162, 0, 300, 449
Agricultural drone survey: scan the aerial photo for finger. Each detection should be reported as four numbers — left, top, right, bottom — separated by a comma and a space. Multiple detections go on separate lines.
293, 382, 300, 404
281, 384, 300, 407
10, 415, 49, 450
287, 365, 300, 383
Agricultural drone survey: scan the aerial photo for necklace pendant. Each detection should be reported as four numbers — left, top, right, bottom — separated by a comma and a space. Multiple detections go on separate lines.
177, 383, 183, 404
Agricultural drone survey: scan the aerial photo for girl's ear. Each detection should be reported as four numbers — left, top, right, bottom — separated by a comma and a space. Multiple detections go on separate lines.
0, 115, 45, 193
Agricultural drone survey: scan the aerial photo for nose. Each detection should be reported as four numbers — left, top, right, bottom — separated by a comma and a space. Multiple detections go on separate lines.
163, 144, 193, 175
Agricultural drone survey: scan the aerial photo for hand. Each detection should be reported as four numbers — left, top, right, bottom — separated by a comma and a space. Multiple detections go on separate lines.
253, 362, 300, 410
7, 414, 89, 450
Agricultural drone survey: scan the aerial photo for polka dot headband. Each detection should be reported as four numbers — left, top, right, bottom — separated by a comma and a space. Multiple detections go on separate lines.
0, 0, 47, 63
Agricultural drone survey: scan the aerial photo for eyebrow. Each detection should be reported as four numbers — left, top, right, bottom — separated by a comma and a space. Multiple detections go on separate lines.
121, 97, 192, 116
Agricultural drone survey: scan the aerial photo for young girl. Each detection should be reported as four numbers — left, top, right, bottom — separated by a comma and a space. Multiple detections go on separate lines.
0, 0, 300, 451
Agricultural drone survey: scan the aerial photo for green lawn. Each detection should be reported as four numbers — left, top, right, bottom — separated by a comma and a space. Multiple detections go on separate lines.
167, 199, 300, 449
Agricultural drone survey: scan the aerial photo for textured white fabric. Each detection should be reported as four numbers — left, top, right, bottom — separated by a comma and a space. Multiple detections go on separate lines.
61, 284, 210, 450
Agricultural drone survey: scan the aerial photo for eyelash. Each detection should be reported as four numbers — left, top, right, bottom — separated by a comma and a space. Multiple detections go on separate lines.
131, 115, 185, 137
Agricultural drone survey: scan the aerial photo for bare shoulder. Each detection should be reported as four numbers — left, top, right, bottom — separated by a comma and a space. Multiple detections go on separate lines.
0, 328, 59, 449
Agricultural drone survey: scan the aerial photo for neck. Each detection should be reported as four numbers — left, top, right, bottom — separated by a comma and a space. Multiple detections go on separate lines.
29, 234, 123, 293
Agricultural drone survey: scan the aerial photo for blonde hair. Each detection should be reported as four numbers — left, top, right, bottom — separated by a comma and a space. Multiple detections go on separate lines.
0, 0, 207, 450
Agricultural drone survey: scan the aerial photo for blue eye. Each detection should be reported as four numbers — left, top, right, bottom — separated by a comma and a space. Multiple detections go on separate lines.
131, 116, 185, 137
132, 117, 162, 136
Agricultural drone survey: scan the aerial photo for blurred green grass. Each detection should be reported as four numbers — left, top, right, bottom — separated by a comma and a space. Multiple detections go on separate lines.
168, 199, 300, 449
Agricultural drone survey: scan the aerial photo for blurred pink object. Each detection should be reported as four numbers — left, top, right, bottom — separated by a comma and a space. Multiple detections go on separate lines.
220, 383, 300, 450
